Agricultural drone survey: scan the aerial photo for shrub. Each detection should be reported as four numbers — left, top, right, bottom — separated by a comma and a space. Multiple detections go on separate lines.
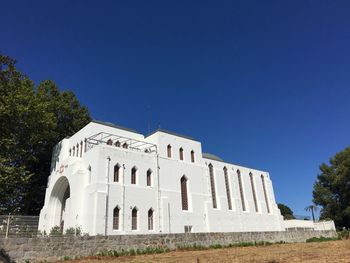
338, 229, 350, 240
306, 236, 338, 243
65, 227, 82, 236
49, 226, 62, 236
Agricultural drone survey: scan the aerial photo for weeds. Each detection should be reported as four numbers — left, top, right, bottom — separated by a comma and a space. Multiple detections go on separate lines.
96, 247, 170, 258
306, 236, 339, 243
176, 240, 286, 252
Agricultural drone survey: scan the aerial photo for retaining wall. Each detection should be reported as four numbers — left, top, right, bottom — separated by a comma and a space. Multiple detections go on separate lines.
0, 230, 337, 262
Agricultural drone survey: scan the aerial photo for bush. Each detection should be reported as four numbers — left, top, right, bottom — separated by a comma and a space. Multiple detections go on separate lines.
338, 229, 350, 240
49, 226, 62, 236
65, 227, 82, 236
306, 236, 338, 243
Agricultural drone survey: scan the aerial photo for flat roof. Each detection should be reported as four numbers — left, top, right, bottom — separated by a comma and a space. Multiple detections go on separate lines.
92, 120, 140, 134
146, 128, 198, 142
202, 153, 224, 162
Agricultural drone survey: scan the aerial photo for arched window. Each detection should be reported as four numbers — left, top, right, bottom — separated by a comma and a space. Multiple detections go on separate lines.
76, 144, 79, 156
80, 141, 83, 157
107, 139, 113, 145
179, 148, 184, 161
114, 164, 120, 182
122, 142, 128, 149
146, 169, 152, 186
223, 167, 232, 210
131, 166, 137, 184
209, 164, 217, 209
84, 138, 87, 152
131, 207, 138, 230
237, 170, 246, 211
115, 141, 121, 147
181, 176, 188, 210
191, 150, 195, 163
167, 144, 172, 158
72, 146, 75, 156
261, 175, 271, 213
250, 172, 258, 212
113, 206, 120, 230
148, 208, 154, 230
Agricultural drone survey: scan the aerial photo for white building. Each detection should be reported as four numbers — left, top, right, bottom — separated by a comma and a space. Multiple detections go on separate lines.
38, 120, 286, 235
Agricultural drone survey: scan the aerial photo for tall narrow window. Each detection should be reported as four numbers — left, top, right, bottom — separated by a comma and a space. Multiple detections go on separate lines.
131, 166, 137, 184
131, 207, 138, 230
69, 149, 71, 156
261, 175, 271, 213
107, 139, 113, 145
181, 176, 188, 210
84, 139, 87, 152
250, 172, 258, 212
146, 169, 152, 186
114, 164, 120, 182
80, 141, 83, 157
179, 148, 184, 160
73, 146, 75, 157
167, 145, 172, 158
191, 150, 195, 163
88, 165, 91, 184
148, 209, 154, 230
76, 144, 79, 157
237, 170, 246, 211
113, 206, 120, 230
209, 164, 217, 209
223, 167, 232, 210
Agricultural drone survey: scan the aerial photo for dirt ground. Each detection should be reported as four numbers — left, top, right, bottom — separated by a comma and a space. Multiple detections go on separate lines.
63, 240, 350, 263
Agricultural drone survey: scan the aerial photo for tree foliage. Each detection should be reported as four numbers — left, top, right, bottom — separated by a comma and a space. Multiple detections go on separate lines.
277, 203, 295, 220
313, 146, 350, 229
0, 54, 91, 215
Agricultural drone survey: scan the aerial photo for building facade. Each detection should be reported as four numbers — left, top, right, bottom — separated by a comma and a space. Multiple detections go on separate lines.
38, 120, 285, 235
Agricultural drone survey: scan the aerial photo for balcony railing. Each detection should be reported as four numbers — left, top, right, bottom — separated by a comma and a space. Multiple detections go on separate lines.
86, 132, 157, 154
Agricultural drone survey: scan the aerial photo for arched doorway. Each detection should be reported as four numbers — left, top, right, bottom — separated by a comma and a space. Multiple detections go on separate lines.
48, 176, 71, 233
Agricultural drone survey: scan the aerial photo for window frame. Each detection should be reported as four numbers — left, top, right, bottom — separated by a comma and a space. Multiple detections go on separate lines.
131, 166, 137, 184
113, 206, 120, 230
181, 175, 189, 211
179, 147, 184, 161
131, 207, 138, 230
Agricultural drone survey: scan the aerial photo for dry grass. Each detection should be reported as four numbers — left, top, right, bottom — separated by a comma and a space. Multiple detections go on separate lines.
62, 240, 350, 263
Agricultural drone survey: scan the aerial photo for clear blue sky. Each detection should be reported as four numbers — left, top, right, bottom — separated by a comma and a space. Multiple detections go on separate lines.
2, 0, 350, 217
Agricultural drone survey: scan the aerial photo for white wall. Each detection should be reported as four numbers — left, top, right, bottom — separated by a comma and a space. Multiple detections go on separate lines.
39, 121, 285, 235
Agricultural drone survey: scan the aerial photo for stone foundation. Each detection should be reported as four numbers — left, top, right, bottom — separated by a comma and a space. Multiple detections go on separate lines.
0, 230, 337, 262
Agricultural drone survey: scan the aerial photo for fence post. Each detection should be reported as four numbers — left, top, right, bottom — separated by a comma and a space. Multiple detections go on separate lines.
5, 214, 10, 238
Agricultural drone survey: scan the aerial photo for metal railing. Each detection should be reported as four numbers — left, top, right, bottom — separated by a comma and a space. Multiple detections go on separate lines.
0, 215, 39, 238
86, 132, 157, 154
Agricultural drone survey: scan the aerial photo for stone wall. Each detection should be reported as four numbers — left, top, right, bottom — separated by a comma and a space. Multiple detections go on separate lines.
0, 230, 337, 262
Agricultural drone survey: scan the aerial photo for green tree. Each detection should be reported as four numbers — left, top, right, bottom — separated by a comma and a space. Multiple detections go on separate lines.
0, 54, 55, 214
313, 146, 350, 229
25, 80, 90, 214
277, 203, 295, 220
0, 54, 91, 214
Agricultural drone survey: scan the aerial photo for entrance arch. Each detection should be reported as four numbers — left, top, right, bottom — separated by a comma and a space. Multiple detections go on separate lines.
48, 176, 71, 232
